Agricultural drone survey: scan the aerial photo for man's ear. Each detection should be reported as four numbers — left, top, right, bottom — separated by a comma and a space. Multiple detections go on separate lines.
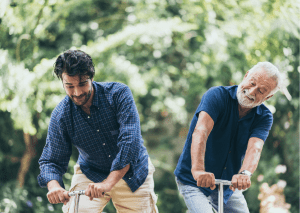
264, 94, 273, 101
243, 71, 250, 80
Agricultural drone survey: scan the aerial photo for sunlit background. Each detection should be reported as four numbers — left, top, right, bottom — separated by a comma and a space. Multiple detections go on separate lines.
0, 0, 299, 212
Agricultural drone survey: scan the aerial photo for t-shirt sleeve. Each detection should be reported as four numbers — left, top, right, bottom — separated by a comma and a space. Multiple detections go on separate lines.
195, 87, 226, 123
250, 110, 273, 142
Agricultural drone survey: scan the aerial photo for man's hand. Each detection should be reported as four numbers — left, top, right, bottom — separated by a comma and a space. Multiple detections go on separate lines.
230, 174, 251, 191
192, 170, 216, 190
47, 187, 70, 205
85, 182, 112, 201
85, 163, 130, 200
47, 180, 70, 205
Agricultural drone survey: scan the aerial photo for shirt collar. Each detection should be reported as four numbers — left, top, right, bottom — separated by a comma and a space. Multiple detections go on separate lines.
229, 85, 262, 115
91, 81, 101, 108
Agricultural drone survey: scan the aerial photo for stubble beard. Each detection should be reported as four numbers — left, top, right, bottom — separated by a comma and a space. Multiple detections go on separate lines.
236, 84, 263, 108
70, 85, 93, 106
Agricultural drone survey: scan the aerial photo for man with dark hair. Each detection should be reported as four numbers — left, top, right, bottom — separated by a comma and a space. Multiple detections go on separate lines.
38, 50, 158, 213
174, 62, 284, 212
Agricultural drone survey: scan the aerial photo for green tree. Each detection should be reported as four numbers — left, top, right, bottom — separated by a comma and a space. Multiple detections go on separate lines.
0, 0, 298, 212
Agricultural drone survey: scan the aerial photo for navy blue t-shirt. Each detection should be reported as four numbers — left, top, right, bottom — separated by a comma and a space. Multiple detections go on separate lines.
174, 85, 273, 204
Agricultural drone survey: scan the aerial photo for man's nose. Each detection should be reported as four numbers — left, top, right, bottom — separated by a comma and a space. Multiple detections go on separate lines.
248, 87, 256, 96
73, 87, 82, 96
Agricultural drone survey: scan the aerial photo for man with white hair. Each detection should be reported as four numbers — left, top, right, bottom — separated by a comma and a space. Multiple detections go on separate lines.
174, 62, 282, 212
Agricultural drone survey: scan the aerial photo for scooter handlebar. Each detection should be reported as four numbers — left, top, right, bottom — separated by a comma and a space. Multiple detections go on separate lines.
215, 179, 232, 185
68, 190, 85, 196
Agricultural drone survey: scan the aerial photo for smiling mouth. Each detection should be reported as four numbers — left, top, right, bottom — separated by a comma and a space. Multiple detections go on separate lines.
246, 96, 254, 101
242, 90, 255, 101
73, 95, 86, 100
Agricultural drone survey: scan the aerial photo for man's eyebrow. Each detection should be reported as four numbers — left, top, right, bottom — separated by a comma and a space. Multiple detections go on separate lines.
79, 81, 88, 84
253, 77, 268, 92
63, 80, 88, 85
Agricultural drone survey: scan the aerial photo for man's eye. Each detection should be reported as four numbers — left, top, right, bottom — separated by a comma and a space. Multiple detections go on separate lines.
259, 90, 263, 94
67, 86, 74, 89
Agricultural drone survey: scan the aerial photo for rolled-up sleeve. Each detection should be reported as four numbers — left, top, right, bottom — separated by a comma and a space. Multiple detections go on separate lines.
37, 111, 72, 188
110, 86, 141, 177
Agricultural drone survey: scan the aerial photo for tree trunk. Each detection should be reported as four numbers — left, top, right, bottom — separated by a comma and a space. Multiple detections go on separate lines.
17, 133, 38, 187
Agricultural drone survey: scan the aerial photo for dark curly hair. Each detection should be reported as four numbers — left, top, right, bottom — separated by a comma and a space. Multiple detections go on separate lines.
54, 50, 95, 80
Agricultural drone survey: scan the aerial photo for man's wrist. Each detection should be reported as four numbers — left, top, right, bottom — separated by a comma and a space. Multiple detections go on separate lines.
191, 165, 205, 172
101, 180, 114, 192
191, 168, 204, 174
47, 180, 62, 191
238, 170, 252, 177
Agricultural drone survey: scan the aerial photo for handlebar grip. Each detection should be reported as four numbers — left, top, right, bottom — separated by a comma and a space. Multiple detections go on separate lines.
68, 190, 85, 196
215, 179, 232, 185
68, 190, 106, 196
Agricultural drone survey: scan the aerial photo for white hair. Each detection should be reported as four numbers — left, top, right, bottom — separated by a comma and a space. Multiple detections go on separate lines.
247, 61, 283, 95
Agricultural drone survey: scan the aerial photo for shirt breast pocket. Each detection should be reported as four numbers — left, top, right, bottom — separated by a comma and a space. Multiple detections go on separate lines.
109, 129, 120, 142
110, 130, 119, 135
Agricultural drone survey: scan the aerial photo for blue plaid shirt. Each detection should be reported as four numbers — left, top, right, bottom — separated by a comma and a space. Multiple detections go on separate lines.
38, 82, 149, 192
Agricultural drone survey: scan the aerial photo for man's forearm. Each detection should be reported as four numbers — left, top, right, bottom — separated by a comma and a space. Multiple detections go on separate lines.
190, 114, 216, 190
239, 137, 264, 174
191, 128, 208, 172
191, 112, 214, 173
105, 164, 130, 189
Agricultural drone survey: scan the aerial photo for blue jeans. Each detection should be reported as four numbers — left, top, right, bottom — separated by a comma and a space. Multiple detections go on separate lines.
176, 177, 249, 213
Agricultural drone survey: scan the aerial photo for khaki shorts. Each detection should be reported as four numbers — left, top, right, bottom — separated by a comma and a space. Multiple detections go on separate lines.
63, 158, 158, 213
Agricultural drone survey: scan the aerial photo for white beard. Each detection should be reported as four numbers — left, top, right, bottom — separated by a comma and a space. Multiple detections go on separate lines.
236, 85, 264, 108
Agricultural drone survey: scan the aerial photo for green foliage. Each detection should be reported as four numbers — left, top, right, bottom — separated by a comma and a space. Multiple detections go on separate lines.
0, 0, 299, 212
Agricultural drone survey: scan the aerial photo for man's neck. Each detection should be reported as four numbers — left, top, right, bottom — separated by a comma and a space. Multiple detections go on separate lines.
238, 104, 252, 119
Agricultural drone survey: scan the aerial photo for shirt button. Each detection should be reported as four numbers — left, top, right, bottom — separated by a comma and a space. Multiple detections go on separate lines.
97, 130, 99, 132
103, 143, 105, 145
88, 116, 90, 118
129, 178, 131, 180
108, 155, 111, 157
224, 167, 227, 170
